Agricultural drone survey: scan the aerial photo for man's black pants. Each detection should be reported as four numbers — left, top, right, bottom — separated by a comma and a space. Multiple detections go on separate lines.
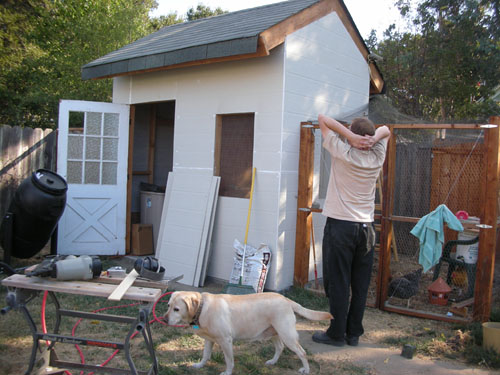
322, 217, 375, 340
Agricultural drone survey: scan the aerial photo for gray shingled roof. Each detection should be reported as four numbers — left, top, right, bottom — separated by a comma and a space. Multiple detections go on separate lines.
81, 0, 322, 80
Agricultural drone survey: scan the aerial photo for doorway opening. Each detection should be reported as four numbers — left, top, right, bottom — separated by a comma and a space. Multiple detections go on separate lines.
128, 101, 175, 253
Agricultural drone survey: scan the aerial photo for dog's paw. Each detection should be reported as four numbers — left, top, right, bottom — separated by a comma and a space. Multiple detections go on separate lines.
192, 362, 205, 369
219, 372, 232, 375
265, 359, 277, 366
298, 367, 310, 374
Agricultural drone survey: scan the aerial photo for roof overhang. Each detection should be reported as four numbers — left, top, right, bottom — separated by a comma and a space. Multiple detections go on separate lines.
82, 36, 268, 80
81, 0, 384, 94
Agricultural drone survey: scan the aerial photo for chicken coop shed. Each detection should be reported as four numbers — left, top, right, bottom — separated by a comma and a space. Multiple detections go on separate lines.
55, 0, 384, 291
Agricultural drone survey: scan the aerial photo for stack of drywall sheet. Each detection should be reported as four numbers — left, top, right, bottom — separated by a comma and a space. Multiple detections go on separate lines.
155, 172, 220, 287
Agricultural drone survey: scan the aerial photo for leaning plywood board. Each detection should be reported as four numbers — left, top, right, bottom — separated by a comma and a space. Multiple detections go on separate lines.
195, 177, 220, 287
155, 172, 220, 287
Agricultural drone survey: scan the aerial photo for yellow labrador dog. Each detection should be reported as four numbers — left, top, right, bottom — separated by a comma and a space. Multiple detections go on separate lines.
165, 291, 332, 375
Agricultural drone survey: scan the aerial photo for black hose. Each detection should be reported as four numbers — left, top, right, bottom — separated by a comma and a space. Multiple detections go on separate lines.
0, 262, 17, 276
0, 305, 12, 315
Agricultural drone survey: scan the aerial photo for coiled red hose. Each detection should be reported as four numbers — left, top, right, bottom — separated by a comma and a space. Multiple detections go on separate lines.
41, 290, 186, 375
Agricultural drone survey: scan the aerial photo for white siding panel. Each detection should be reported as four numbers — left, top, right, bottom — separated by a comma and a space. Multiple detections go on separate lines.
174, 150, 214, 169
254, 132, 282, 153
175, 134, 213, 154
280, 171, 298, 213
282, 131, 300, 153
279, 11, 371, 288
253, 151, 281, 172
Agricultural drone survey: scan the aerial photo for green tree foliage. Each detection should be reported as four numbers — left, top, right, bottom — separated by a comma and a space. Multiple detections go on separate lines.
149, 14, 183, 32
0, 1, 45, 124
0, 0, 157, 128
186, 4, 226, 21
372, 0, 500, 122
0, 1, 226, 129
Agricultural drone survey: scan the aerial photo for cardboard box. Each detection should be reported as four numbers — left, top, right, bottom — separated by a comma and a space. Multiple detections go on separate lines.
131, 224, 153, 255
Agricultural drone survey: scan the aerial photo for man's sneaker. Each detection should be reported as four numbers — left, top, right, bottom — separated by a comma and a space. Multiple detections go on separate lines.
312, 331, 345, 347
346, 336, 359, 346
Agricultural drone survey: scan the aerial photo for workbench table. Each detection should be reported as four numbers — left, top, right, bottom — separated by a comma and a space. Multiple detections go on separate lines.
1, 273, 180, 375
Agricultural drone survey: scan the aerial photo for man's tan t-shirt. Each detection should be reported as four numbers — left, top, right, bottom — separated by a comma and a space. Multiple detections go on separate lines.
322, 131, 388, 222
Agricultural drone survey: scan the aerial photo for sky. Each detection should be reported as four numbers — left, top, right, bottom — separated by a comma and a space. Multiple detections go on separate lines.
150, 0, 407, 39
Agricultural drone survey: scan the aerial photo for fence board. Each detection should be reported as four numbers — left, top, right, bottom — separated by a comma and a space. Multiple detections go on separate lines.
0, 125, 57, 219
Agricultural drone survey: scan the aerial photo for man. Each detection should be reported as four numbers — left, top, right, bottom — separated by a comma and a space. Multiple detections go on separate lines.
313, 114, 390, 347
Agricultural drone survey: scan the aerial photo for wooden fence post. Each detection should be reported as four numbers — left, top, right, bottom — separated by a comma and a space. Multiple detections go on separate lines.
378, 126, 396, 308
294, 122, 315, 287
474, 116, 500, 321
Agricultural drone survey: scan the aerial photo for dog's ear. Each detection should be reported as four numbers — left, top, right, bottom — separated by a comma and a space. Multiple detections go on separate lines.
183, 292, 201, 319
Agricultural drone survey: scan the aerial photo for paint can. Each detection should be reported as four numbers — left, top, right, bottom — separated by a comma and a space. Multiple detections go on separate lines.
483, 322, 500, 354
455, 230, 479, 264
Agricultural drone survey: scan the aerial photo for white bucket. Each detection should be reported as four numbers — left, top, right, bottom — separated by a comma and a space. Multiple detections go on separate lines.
455, 231, 479, 264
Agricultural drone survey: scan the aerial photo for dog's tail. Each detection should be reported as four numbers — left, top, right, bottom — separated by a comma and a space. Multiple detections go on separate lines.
289, 300, 333, 321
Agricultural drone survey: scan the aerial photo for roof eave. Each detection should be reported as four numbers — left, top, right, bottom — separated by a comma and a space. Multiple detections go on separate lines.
82, 36, 265, 80
82, 0, 384, 94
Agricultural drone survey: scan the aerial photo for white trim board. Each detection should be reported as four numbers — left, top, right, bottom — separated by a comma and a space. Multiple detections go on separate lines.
155, 172, 220, 287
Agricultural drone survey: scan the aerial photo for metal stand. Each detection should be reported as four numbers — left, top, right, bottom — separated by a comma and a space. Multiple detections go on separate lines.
1, 212, 13, 265
1, 274, 176, 375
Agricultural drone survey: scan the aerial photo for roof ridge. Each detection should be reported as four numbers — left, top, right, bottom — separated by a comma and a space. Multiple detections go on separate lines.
175, 0, 314, 26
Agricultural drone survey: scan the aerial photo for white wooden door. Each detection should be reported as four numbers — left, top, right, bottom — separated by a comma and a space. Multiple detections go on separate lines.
57, 100, 129, 255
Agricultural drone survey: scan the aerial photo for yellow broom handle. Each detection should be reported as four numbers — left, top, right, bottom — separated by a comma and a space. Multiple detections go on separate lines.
243, 167, 256, 245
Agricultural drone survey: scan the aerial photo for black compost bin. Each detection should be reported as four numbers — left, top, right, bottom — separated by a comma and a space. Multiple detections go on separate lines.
0, 169, 67, 259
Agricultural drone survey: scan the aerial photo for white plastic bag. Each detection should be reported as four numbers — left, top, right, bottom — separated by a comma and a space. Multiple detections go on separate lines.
229, 239, 271, 293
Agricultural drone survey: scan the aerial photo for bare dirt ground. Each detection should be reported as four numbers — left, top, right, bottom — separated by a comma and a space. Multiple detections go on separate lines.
297, 260, 500, 375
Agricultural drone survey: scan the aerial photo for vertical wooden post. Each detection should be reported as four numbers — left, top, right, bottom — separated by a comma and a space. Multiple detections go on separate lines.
294, 122, 315, 287
148, 105, 156, 184
378, 126, 396, 308
125, 105, 136, 254
474, 116, 500, 321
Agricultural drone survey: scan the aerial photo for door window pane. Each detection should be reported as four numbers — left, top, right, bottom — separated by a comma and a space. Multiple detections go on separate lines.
104, 113, 119, 136
67, 161, 83, 184
86, 112, 102, 135
103, 138, 118, 161
84, 161, 100, 184
68, 135, 83, 159
85, 137, 102, 160
102, 162, 117, 185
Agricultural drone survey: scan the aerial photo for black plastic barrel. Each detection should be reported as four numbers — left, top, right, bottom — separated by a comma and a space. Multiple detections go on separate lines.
0, 169, 67, 259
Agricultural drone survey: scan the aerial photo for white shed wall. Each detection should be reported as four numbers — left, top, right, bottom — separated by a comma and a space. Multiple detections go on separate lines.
112, 47, 286, 290
281, 12, 371, 286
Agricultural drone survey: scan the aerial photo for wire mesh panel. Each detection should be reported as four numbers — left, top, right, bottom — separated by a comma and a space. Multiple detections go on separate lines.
385, 127, 487, 320
297, 120, 498, 322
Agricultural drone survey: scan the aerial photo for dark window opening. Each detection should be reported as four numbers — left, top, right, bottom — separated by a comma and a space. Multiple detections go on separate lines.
215, 113, 254, 198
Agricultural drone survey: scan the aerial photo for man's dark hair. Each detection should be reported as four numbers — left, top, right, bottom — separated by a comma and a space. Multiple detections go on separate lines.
350, 117, 375, 136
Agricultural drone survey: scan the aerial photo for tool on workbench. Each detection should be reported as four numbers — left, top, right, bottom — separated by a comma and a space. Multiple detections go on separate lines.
108, 256, 165, 301
26, 255, 102, 281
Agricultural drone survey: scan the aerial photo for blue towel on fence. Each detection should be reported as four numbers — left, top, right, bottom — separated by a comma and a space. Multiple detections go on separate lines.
410, 204, 464, 273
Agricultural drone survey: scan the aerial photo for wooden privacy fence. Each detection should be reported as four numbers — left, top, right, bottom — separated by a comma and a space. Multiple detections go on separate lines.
294, 116, 500, 322
0, 125, 57, 219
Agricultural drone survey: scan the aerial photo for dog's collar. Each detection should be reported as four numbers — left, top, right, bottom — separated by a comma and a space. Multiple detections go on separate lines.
190, 297, 203, 327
